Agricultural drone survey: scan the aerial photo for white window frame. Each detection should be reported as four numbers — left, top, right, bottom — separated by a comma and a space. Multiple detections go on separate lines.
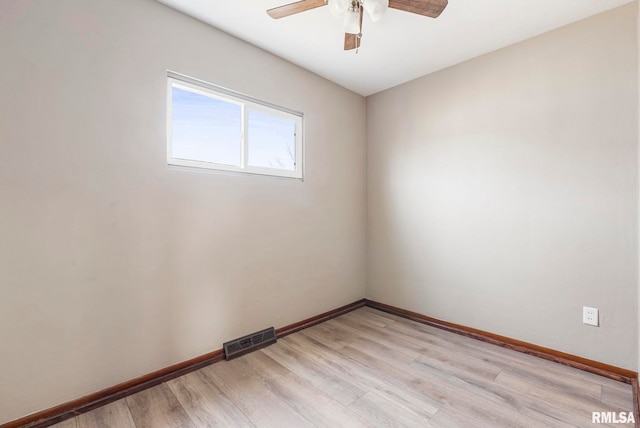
167, 71, 304, 179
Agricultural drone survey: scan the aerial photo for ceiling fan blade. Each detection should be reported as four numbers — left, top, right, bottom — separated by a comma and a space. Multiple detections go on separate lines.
267, 0, 327, 19
344, 6, 363, 51
389, 0, 448, 18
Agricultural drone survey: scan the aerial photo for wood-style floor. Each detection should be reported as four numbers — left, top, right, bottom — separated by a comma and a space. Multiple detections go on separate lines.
52, 307, 633, 427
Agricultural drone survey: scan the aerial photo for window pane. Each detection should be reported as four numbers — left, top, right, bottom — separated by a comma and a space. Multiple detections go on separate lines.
171, 86, 241, 166
247, 109, 296, 171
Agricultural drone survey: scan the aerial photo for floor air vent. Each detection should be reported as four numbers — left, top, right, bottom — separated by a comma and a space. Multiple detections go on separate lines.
223, 327, 277, 360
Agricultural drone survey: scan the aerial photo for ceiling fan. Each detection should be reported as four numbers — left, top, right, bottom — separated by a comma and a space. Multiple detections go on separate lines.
267, 0, 448, 51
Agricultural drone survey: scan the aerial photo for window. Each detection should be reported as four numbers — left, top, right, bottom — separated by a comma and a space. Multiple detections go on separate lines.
167, 72, 303, 179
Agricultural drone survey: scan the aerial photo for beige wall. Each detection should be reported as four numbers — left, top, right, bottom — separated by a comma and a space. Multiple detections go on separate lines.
0, 0, 366, 422
367, 3, 638, 370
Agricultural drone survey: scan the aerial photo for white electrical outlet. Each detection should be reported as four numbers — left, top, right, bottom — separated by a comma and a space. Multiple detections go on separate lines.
583, 306, 599, 327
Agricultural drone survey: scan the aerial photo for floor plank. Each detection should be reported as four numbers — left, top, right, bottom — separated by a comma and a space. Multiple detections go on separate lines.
201, 357, 314, 428
348, 391, 431, 427
167, 369, 254, 427
601, 383, 635, 410
265, 372, 371, 427
298, 319, 361, 350
75, 399, 135, 428
261, 340, 366, 406
126, 384, 195, 428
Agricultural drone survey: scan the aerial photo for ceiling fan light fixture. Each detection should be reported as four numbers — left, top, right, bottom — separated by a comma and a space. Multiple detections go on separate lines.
266, 0, 449, 51
343, 7, 361, 34
327, 0, 349, 17
363, 0, 388, 22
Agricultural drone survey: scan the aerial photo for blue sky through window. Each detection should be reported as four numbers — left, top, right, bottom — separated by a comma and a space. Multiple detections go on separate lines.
171, 87, 241, 166
248, 109, 296, 171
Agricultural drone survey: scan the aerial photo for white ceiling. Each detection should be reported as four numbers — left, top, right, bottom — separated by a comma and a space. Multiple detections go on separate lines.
156, 0, 633, 96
